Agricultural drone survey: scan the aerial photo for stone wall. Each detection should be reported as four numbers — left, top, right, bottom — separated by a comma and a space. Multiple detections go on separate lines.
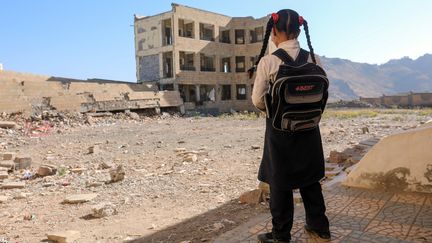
360, 93, 432, 107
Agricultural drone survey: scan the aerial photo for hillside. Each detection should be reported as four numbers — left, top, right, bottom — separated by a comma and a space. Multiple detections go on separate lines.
321, 54, 432, 101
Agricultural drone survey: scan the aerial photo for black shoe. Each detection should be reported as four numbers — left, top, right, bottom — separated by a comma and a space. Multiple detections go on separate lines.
257, 232, 289, 243
304, 225, 331, 240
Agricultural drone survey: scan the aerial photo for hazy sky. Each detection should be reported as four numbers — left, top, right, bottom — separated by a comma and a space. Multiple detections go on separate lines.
1, 0, 431, 81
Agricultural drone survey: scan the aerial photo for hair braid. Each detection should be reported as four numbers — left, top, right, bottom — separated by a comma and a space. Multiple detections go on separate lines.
303, 20, 316, 64
248, 18, 274, 79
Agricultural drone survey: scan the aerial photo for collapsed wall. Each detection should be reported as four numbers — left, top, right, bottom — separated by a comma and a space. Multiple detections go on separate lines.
342, 123, 432, 193
0, 70, 184, 115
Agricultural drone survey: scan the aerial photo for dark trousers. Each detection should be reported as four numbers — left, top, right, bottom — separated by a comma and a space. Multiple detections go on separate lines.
270, 181, 329, 240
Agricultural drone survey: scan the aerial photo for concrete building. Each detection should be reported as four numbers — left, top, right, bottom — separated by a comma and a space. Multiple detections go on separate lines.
134, 3, 271, 113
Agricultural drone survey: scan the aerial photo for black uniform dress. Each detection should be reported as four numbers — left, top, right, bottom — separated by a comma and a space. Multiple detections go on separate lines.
258, 120, 325, 190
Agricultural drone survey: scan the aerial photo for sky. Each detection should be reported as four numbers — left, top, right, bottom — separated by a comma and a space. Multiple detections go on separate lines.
1, 0, 432, 82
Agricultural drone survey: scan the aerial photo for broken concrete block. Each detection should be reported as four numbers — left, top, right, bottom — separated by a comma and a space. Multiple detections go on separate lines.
88, 145, 101, 155
0, 195, 9, 203
99, 161, 115, 169
46, 230, 81, 243
1, 152, 16, 161
1, 181, 25, 189
239, 189, 263, 205
0, 171, 8, 180
184, 154, 198, 162
14, 156, 32, 170
0, 160, 15, 171
63, 194, 98, 204
109, 165, 125, 182
0, 121, 18, 129
37, 164, 57, 177
91, 202, 117, 218
328, 150, 349, 164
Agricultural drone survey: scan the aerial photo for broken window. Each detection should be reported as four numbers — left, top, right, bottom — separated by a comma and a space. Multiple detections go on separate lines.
221, 85, 231, 100
180, 51, 195, 71
200, 54, 215, 72
200, 23, 215, 41
235, 29, 245, 44
236, 84, 247, 100
178, 85, 196, 102
236, 56, 246, 72
178, 19, 194, 38
138, 39, 146, 51
200, 85, 216, 102
163, 52, 173, 78
250, 56, 259, 69
220, 29, 230, 43
162, 19, 172, 46
250, 26, 264, 43
221, 57, 231, 73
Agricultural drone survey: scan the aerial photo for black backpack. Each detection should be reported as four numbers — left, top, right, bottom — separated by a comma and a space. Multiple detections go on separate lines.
264, 48, 329, 132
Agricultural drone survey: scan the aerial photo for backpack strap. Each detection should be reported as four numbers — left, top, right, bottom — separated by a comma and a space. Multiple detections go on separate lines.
272, 49, 295, 65
295, 49, 310, 64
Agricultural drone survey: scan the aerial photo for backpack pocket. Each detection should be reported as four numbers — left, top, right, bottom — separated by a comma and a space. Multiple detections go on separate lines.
281, 109, 322, 132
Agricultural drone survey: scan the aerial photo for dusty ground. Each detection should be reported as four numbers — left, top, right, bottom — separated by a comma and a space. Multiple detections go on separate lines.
0, 108, 431, 242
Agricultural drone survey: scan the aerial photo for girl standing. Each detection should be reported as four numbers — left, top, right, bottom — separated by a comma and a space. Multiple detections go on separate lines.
249, 9, 331, 242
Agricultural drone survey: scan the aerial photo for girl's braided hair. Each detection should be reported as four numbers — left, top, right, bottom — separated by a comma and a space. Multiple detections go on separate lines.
248, 9, 316, 79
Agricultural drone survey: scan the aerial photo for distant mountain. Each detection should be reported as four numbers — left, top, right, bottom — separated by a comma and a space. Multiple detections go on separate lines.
321, 54, 432, 101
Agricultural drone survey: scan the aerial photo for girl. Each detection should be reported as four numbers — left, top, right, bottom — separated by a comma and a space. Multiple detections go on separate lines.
249, 9, 331, 242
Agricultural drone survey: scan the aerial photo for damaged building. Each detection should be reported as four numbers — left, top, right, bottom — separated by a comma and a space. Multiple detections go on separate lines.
134, 3, 271, 113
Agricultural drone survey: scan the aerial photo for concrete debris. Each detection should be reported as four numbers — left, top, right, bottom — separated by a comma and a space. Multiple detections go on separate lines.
91, 202, 118, 218
1, 152, 16, 161
109, 165, 125, 182
100, 161, 115, 170
0, 121, 18, 129
184, 154, 198, 162
128, 111, 140, 120
239, 189, 263, 205
37, 164, 57, 177
88, 145, 101, 155
251, 145, 261, 150
63, 194, 98, 204
14, 156, 32, 170
46, 230, 81, 243
0, 171, 8, 180
1, 181, 25, 189
328, 150, 349, 164
70, 167, 86, 174
0, 161, 15, 171
362, 126, 370, 134
0, 195, 9, 203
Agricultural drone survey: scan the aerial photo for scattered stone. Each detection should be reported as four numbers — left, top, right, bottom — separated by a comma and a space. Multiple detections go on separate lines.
63, 194, 98, 204
88, 145, 101, 155
91, 202, 117, 218
70, 168, 86, 174
0, 195, 9, 203
1, 152, 16, 161
109, 165, 125, 182
0, 171, 8, 180
86, 181, 103, 188
251, 145, 261, 150
0, 160, 15, 171
43, 182, 55, 187
14, 156, 32, 170
325, 167, 343, 179
362, 126, 370, 134
258, 181, 270, 194
128, 112, 140, 120
37, 164, 57, 177
328, 150, 349, 164
184, 154, 198, 162
239, 189, 263, 205
1, 181, 25, 189
0, 121, 17, 129
174, 148, 187, 153
13, 192, 29, 200
100, 161, 115, 169
46, 230, 81, 243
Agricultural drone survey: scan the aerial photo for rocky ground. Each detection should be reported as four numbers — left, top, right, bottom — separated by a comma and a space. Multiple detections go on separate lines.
0, 109, 431, 243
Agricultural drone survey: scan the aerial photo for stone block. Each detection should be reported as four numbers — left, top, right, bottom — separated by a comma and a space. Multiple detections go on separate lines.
46, 230, 81, 243
14, 156, 32, 169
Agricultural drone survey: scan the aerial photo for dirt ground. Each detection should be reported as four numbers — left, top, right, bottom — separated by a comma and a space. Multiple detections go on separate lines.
0, 108, 431, 242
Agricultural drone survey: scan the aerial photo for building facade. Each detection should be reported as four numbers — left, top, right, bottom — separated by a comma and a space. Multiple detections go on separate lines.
134, 3, 271, 113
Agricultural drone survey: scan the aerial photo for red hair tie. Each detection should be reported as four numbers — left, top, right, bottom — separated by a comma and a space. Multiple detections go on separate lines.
271, 13, 279, 24
299, 16, 304, 26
